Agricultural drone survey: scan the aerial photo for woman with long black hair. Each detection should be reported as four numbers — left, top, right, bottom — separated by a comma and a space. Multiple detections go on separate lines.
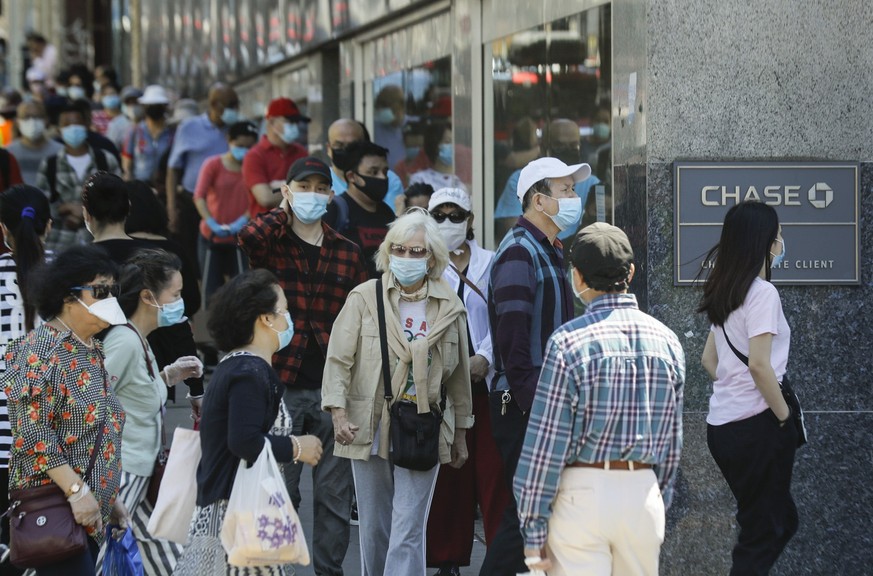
0, 185, 52, 557
698, 200, 798, 575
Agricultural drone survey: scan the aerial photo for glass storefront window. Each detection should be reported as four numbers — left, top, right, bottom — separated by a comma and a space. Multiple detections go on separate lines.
490, 4, 612, 247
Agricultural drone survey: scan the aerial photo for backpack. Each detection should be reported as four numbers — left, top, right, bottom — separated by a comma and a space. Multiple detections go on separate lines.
46, 149, 109, 203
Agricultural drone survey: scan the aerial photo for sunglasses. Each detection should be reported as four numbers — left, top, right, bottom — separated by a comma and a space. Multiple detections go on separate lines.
430, 211, 469, 224
390, 244, 431, 259
70, 284, 120, 300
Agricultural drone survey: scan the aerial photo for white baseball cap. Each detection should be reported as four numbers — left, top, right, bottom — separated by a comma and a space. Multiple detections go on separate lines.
516, 157, 591, 203
138, 85, 170, 105
428, 187, 472, 212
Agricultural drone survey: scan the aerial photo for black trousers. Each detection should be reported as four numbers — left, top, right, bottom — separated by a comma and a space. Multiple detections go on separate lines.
708, 409, 799, 576
478, 390, 529, 576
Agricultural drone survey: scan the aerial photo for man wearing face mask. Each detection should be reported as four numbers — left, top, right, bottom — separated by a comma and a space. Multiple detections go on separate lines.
480, 156, 589, 576
106, 86, 142, 152
239, 156, 367, 576
372, 84, 406, 169
122, 85, 175, 182
36, 103, 121, 253
166, 83, 239, 269
7, 102, 52, 186
325, 118, 405, 212
242, 97, 309, 216
323, 140, 396, 279
494, 118, 601, 243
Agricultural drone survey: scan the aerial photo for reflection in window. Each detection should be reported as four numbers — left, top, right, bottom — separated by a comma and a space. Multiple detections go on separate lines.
491, 5, 612, 247
372, 56, 471, 201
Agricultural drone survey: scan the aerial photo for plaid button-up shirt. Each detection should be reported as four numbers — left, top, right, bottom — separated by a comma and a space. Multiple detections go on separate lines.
514, 293, 685, 548
239, 208, 368, 387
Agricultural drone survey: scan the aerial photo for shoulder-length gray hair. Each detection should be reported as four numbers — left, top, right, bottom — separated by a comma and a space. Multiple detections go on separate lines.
375, 208, 449, 280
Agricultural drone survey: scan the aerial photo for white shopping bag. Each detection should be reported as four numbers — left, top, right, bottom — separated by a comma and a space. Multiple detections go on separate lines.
220, 441, 310, 567
146, 427, 201, 544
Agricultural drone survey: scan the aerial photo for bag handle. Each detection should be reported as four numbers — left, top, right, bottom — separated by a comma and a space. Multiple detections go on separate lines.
450, 264, 486, 302
720, 326, 749, 366
375, 278, 393, 405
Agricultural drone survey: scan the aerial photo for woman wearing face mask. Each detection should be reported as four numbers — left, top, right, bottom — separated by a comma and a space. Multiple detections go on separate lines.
698, 201, 798, 575
423, 189, 509, 576
121, 85, 175, 182
193, 121, 257, 304
2, 245, 129, 575
8, 101, 62, 186
323, 209, 473, 576
174, 269, 322, 576
98, 249, 199, 575
409, 122, 466, 193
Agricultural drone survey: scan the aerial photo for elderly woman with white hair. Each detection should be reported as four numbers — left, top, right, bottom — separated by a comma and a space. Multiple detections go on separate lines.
322, 208, 474, 576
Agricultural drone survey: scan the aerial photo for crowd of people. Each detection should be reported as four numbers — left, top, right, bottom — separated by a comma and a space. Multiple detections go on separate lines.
0, 41, 800, 576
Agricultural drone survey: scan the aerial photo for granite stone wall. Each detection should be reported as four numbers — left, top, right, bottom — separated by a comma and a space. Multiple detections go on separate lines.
641, 2, 873, 573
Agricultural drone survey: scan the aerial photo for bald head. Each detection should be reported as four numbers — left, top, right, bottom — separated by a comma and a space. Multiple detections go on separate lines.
328, 119, 366, 147
207, 83, 239, 125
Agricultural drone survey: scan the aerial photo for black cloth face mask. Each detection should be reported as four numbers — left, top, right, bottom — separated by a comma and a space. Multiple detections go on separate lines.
353, 172, 389, 201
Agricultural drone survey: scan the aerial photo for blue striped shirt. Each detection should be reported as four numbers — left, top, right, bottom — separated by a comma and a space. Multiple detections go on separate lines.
488, 217, 574, 411
514, 293, 685, 548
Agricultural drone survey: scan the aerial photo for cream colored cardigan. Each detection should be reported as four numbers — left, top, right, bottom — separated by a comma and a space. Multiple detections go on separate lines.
322, 273, 474, 463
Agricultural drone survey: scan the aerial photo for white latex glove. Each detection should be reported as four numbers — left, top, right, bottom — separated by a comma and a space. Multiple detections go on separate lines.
162, 355, 204, 387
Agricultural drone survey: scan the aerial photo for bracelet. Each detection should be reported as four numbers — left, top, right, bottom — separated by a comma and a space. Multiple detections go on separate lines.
67, 483, 91, 503
186, 393, 204, 400
291, 435, 301, 465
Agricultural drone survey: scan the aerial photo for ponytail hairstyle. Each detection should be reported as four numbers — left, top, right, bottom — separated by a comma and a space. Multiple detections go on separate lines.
0, 185, 51, 330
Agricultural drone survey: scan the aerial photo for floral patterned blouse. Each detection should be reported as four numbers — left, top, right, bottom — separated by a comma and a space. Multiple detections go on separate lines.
3, 324, 125, 541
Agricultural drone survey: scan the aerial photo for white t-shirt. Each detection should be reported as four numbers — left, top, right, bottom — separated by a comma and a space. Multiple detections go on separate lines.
707, 277, 791, 425
66, 152, 93, 182
398, 299, 429, 401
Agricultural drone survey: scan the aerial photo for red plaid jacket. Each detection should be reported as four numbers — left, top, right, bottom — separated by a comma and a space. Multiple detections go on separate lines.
239, 208, 368, 387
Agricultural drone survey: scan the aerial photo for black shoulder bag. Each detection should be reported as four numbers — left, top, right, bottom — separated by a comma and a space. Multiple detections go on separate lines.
376, 278, 443, 471
721, 326, 807, 447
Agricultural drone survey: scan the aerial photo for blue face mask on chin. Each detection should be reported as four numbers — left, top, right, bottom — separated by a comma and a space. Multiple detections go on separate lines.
438, 143, 453, 166
221, 108, 239, 125
230, 145, 248, 162
770, 238, 786, 268
271, 311, 295, 351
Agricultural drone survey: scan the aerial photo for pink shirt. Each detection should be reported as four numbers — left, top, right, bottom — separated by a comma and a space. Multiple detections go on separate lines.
194, 155, 250, 244
707, 277, 791, 425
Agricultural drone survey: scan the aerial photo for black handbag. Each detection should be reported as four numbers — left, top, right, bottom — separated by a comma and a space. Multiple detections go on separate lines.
376, 279, 443, 471
721, 327, 808, 447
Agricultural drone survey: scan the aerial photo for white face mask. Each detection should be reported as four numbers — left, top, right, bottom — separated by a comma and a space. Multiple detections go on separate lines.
76, 297, 127, 325
438, 220, 468, 253
18, 118, 46, 140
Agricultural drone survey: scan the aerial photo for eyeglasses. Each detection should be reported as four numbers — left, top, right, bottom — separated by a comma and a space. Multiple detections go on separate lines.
70, 284, 119, 300
390, 244, 431, 259
430, 211, 469, 224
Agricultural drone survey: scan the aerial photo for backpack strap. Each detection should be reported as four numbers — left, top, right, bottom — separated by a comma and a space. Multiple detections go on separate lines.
93, 148, 109, 172
46, 155, 59, 202
333, 194, 350, 234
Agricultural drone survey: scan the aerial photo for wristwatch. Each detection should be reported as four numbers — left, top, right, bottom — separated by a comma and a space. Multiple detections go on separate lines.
65, 481, 84, 498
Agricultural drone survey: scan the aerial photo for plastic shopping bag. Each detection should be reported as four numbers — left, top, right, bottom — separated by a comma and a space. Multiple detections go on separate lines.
104, 525, 144, 576
220, 440, 310, 567
147, 427, 201, 543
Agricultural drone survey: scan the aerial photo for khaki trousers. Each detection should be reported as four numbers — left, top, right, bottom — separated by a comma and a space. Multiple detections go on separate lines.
546, 467, 665, 576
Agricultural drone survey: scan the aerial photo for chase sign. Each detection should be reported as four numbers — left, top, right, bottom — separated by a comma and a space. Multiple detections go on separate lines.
674, 162, 859, 285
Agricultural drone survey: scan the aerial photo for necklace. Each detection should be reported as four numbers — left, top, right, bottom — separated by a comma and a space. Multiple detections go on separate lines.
396, 279, 428, 302
55, 316, 94, 348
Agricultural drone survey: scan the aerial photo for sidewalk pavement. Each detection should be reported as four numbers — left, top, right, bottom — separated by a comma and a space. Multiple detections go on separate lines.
165, 400, 487, 575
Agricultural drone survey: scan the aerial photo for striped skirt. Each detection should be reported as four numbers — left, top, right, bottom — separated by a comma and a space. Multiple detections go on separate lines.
97, 471, 184, 575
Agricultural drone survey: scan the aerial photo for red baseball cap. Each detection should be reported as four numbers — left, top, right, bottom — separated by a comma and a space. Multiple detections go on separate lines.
266, 97, 310, 122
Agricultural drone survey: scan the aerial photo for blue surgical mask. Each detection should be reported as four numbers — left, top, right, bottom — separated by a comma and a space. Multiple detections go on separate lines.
270, 311, 294, 351
389, 255, 428, 287
438, 143, 453, 166
545, 196, 583, 231
405, 146, 421, 161
230, 146, 249, 162
102, 95, 121, 110
770, 238, 786, 268
150, 296, 186, 327
221, 107, 239, 125
374, 107, 395, 125
290, 191, 329, 224
281, 122, 300, 144
68, 86, 87, 101
593, 122, 611, 140
61, 125, 88, 149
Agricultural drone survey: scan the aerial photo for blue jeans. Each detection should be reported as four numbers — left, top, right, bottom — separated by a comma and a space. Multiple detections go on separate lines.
283, 387, 352, 576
